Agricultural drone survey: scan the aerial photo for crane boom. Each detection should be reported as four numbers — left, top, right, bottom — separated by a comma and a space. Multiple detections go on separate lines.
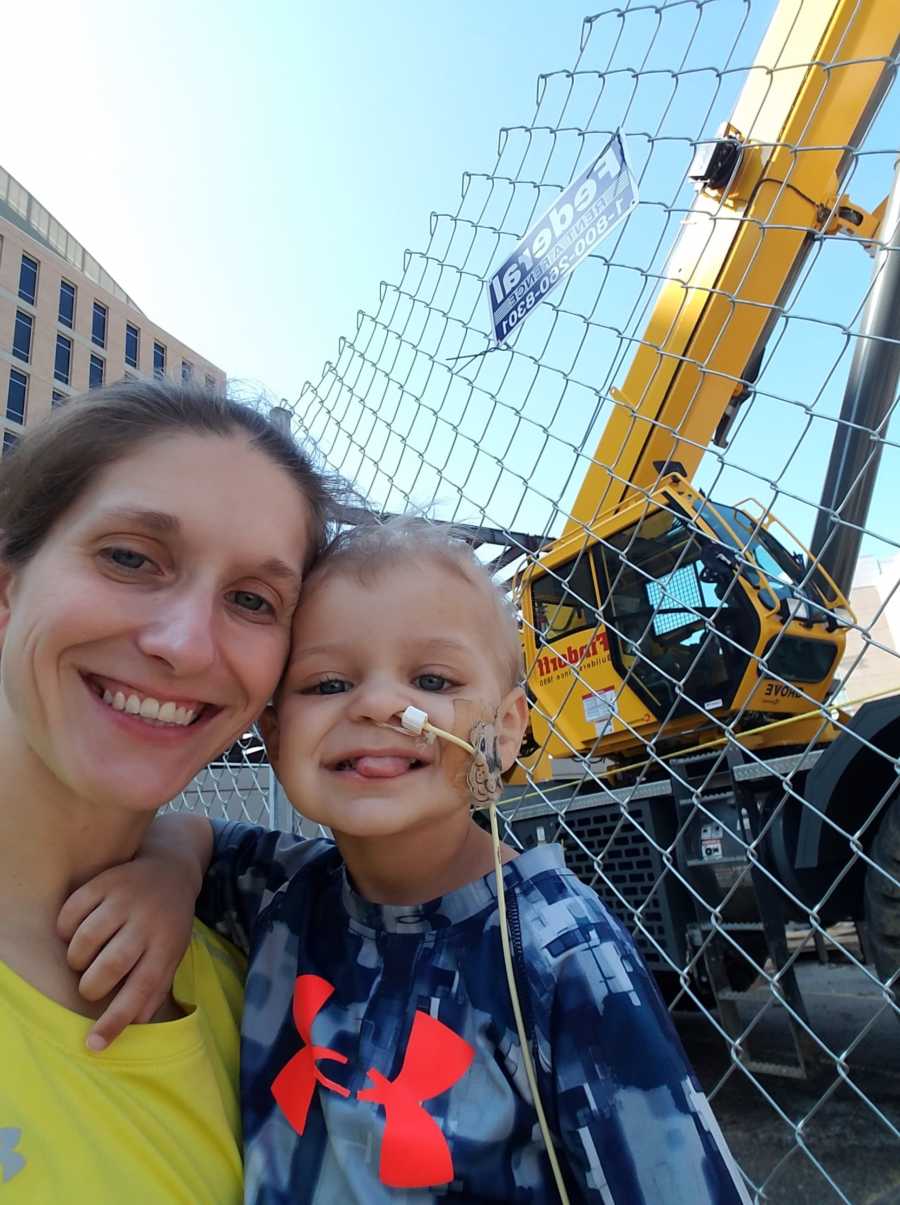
562, 0, 899, 539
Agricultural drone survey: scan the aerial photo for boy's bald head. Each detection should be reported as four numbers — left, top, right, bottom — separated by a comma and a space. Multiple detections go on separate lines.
299, 517, 524, 690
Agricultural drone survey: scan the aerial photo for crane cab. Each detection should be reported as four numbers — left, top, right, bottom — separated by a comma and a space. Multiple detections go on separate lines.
518, 476, 850, 775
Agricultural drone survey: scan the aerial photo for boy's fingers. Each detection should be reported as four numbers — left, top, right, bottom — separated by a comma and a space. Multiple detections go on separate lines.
136, 983, 175, 1025
85, 960, 176, 1052
66, 905, 127, 972
77, 930, 144, 1001
57, 881, 106, 941
130, 951, 181, 1024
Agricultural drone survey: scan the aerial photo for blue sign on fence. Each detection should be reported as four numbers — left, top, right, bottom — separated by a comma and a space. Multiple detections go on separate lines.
486, 131, 637, 345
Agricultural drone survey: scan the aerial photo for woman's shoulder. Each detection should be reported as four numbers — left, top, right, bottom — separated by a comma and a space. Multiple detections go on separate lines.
179, 920, 247, 1020
189, 918, 249, 978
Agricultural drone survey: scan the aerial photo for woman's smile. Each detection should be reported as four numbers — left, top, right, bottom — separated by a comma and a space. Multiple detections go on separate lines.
83, 672, 211, 726
80, 671, 222, 740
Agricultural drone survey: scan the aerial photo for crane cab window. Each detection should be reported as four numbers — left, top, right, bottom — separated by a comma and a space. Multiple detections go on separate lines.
530, 554, 598, 642
705, 502, 836, 614
595, 508, 757, 718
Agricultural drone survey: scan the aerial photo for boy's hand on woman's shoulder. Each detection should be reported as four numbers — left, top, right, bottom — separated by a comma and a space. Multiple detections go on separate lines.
57, 814, 213, 1052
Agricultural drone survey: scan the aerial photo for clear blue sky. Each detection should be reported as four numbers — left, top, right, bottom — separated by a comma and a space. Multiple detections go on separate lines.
4, 1, 612, 400
4, 0, 898, 557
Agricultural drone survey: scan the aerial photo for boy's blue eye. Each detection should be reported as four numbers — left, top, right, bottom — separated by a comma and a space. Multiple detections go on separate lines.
415, 673, 450, 692
310, 678, 351, 695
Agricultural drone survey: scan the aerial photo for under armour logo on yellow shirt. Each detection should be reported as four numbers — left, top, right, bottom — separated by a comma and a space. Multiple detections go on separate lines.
0, 1128, 25, 1183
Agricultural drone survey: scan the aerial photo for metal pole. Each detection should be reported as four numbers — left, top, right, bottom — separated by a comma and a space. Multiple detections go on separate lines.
267, 762, 277, 829
268, 767, 294, 833
809, 157, 900, 596
265, 403, 295, 829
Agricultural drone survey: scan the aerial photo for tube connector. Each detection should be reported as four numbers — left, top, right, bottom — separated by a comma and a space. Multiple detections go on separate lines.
396, 705, 475, 755
399, 705, 430, 736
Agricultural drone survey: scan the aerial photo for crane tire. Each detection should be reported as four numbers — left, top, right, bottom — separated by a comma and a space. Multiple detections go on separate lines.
865, 786, 900, 1014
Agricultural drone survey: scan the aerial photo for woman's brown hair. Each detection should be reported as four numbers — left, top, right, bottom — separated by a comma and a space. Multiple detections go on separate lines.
0, 379, 334, 571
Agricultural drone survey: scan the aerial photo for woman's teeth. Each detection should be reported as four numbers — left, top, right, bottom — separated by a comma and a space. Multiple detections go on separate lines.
100, 689, 196, 727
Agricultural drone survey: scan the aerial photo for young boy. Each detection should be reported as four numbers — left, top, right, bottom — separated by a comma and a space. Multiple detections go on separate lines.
64, 520, 750, 1204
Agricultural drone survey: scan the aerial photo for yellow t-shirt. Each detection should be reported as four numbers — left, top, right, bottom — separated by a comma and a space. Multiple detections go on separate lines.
0, 920, 244, 1203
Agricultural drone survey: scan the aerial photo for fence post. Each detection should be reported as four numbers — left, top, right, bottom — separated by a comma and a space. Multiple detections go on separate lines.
267, 766, 293, 833
266, 403, 294, 831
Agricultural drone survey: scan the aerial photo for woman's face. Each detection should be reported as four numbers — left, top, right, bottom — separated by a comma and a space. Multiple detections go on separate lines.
0, 432, 312, 813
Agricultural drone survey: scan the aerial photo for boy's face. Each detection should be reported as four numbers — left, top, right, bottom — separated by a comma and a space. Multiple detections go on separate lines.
267, 560, 527, 839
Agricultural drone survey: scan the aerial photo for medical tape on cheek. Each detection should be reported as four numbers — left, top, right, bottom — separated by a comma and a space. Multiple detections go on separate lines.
463, 718, 503, 805
438, 699, 504, 806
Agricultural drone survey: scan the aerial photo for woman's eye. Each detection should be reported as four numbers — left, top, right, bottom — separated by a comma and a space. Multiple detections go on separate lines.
415, 673, 451, 692
103, 548, 151, 571
228, 590, 274, 616
306, 678, 351, 696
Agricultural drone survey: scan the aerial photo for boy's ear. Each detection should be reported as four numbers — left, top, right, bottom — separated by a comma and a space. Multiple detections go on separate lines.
495, 686, 529, 772
259, 705, 281, 771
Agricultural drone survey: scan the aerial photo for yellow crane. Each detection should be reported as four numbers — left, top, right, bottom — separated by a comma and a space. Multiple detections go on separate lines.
508, 0, 900, 1065
518, 0, 896, 772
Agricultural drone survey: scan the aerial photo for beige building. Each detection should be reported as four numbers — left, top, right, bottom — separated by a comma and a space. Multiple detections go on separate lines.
839, 551, 900, 704
0, 166, 225, 453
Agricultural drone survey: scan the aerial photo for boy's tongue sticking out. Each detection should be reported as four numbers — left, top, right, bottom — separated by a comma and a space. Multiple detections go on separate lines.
344, 755, 420, 779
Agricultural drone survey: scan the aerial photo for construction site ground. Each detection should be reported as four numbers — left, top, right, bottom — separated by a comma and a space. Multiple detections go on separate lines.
678, 961, 900, 1204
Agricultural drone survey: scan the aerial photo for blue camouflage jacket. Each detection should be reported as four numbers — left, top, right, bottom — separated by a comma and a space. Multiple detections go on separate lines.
198, 822, 750, 1205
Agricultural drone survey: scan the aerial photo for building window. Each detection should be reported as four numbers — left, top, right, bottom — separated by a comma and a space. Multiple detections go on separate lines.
91, 301, 108, 348
3, 430, 20, 457
125, 322, 140, 368
6, 368, 27, 425
51, 389, 68, 408
181, 359, 193, 383
153, 341, 166, 378
12, 311, 33, 362
89, 353, 105, 389
54, 333, 72, 384
59, 280, 76, 328
205, 373, 216, 391
18, 254, 38, 305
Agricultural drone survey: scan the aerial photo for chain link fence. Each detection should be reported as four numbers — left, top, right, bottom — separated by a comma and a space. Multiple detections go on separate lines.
180, 1, 900, 1199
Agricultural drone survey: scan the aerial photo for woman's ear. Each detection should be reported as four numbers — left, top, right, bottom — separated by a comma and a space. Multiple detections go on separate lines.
495, 686, 529, 772
259, 705, 281, 772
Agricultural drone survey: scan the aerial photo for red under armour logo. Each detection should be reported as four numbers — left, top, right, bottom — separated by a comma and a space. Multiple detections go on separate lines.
271, 975, 350, 1133
271, 974, 474, 1189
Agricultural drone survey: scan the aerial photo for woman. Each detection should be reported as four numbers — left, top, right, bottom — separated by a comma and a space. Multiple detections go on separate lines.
0, 380, 333, 1202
